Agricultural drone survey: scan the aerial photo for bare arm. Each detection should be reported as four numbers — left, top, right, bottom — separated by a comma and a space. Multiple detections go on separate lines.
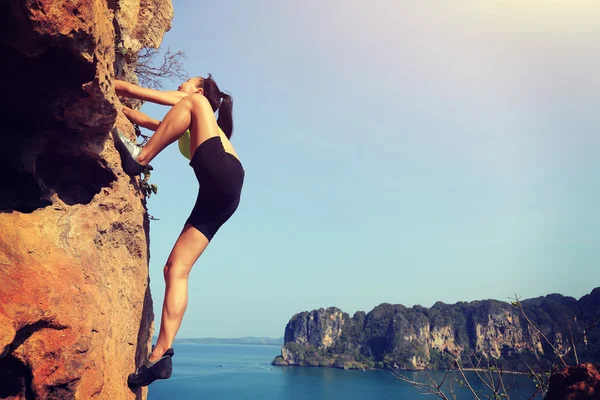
123, 106, 161, 131
114, 79, 188, 106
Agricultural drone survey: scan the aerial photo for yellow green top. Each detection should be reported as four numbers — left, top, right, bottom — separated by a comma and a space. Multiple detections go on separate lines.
177, 128, 225, 160
178, 129, 192, 160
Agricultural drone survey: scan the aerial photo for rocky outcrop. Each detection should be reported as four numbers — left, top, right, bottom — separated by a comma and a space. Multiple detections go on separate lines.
545, 363, 600, 400
114, 0, 174, 84
273, 288, 600, 372
0, 0, 173, 398
283, 308, 345, 349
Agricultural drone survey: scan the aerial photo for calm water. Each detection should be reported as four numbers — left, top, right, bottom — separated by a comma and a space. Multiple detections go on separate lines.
148, 344, 539, 399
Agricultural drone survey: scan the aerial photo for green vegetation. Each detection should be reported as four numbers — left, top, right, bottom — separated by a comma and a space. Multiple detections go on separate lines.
280, 343, 374, 370
139, 167, 157, 199
428, 349, 453, 370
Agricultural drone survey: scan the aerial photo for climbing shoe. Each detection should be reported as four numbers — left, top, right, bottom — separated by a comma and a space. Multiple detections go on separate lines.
127, 348, 174, 387
112, 128, 152, 176
152, 345, 174, 358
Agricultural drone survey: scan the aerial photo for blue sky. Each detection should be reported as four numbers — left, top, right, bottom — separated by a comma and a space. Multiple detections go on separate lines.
140, 1, 600, 338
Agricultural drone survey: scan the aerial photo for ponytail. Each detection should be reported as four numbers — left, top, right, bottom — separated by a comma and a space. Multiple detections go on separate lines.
200, 74, 235, 139
217, 93, 233, 139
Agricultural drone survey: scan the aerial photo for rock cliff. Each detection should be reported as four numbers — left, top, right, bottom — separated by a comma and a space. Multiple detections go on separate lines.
273, 288, 600, 373
0, 0, 173, 398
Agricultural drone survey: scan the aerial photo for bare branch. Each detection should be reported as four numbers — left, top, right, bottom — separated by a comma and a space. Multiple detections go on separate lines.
133, 46, 188, 90
454, 356, 483, 400
569, 316, 600, 352
525, 361, 549, 399
447, 380, 458, 400
511, 294, 568, 368
567, 322, 579, 365
499, 368, 510, 399
436, 368, 450, 390
468, 352, 495, 395
392, 369, 451, 400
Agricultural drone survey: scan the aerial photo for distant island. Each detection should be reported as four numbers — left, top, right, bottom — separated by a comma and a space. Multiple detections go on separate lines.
272, 288, 600, 372
163, 336, 284, 346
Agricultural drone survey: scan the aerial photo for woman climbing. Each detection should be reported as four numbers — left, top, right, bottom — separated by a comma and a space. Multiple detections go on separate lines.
112, 74, 245, 387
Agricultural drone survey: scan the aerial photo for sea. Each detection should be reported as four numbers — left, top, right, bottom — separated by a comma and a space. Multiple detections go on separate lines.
148, 343, 540, 399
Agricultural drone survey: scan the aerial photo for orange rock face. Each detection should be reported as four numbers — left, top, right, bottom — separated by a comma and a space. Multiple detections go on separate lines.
0, 0, 173, 398
545, 363, 600, 400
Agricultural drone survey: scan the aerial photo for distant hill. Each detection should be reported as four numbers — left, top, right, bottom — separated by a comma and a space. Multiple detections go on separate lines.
166, 336, 284, 346
273, 288, 600, 372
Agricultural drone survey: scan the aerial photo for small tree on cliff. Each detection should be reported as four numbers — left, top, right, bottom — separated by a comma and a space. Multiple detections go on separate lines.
133, 46, 187, 90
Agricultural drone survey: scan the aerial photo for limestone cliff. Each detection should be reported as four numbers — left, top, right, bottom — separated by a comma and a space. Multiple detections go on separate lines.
273, 288, 600, 373
0, 0, 173, 398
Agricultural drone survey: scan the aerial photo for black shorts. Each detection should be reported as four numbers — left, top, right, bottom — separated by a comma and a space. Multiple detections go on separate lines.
186, 136, 245, 241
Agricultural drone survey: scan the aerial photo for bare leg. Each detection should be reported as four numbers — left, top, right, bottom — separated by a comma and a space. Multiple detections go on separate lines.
136, 95, 196, 165
148, 224, 210, 362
